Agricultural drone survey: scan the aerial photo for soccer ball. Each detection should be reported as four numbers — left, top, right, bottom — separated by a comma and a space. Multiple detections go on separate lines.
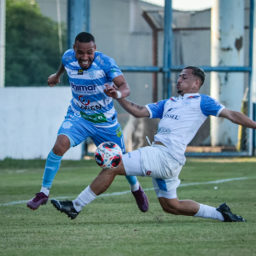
94, 141, 122, 168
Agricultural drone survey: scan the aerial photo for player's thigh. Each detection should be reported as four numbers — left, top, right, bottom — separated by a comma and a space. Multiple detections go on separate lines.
92, 123, 126, 152
58, 112, 92, 147
122, 149, 144, 176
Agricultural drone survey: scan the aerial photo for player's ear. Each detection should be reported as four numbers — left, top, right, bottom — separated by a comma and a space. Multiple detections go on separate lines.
192, 79, 200, 91
195, 78, 201, 89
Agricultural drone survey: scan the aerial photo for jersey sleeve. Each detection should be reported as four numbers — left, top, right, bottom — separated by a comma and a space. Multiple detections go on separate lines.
146, 99, 168, 118
200, 94, 225, 117
96, 53, 123, 81
62, 49, 73, 67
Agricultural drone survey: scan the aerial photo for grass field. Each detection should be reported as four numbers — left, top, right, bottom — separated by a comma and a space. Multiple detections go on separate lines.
0, 158, 256, 256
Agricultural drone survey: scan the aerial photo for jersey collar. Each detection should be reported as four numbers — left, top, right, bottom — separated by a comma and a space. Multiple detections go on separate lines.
180, 93, 200, 99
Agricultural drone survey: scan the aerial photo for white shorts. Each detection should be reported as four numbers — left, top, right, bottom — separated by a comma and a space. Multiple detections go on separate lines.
122, 144, 183, 199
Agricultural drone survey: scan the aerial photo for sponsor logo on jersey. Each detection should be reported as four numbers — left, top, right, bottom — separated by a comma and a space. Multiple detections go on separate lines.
157, 127, 171, 134
78, 95, 90, 106
71, 82, 96, 93
81, 104, 102, 111
164, 113, 179, 120
164, 107, 179, 120
116, 127, 122, 137
78, 69, 83, 75
80, 112, 107, 123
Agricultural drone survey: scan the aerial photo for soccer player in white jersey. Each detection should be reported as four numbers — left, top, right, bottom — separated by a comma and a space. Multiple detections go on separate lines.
51, 66, 256, 221
27, 32, 148, 212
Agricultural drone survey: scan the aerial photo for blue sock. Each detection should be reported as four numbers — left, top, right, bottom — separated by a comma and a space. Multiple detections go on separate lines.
125, 175, 137, 186
42, 150, 62, 188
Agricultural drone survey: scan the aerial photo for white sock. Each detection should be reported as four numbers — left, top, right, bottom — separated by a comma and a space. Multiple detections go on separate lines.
40, 187, 50, 196
130, 181, 140, 192
73, 186, 97, 212
194, 204, 224, 221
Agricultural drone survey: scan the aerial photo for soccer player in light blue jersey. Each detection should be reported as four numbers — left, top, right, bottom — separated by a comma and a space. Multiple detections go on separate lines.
27, 32, 148, 212
51, 66, 256, 222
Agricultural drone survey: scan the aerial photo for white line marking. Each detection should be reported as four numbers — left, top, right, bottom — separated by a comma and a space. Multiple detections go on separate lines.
0, 176, 251, 207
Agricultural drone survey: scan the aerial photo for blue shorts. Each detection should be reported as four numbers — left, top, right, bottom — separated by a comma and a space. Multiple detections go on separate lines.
58, 106, 126, 152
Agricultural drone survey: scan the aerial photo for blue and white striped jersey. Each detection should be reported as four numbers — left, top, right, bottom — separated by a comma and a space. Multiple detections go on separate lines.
62, 49, 123, 127
146, 93, 225, 164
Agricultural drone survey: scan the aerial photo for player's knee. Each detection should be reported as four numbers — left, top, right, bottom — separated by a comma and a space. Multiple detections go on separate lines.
103, 163, 124, 174
53, 135, 70, 156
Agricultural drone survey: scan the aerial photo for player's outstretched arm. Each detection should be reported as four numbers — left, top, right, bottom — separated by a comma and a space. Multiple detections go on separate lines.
117, 98, 150, 118
219, 108, 256, 129
113, 75, 130, 98
104, 75, 130, 99
47, 64, 65, 87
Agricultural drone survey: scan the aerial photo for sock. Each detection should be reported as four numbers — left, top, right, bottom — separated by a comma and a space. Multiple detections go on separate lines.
125, 175, 138, 186
73, 186, 97, 212
194, 204, 224, 221
42, 150, 62, 189
40, 187, 50, 196
130, 181, 140, 192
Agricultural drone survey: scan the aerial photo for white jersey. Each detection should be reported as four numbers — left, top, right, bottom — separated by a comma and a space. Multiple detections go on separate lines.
146, 93, 225, 164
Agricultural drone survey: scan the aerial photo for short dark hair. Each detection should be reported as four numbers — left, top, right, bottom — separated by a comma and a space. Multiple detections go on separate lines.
75, 32, 95, 43
184, 66, 205, 86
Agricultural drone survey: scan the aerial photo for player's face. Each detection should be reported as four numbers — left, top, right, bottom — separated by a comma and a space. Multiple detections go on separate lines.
73, 41, 96, 69
176, 69, 200, 96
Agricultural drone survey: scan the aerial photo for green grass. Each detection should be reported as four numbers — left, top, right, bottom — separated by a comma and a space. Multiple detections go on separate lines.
0, 158, 256, 256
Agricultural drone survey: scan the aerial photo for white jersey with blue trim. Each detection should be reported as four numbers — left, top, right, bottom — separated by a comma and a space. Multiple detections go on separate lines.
62, 49, 123, 127
146, 93, 225, 165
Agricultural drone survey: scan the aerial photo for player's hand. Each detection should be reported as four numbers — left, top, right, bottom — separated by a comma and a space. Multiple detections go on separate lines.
104, 84, 121, 99
48, 73, 60, 87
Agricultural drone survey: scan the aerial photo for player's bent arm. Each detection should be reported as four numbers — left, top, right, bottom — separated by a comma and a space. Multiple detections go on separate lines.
219, 108, 256, 129
55, 63, 65, 77
117, 98, 150, 118
48, 64, 65, 87
112, 75, 130, 98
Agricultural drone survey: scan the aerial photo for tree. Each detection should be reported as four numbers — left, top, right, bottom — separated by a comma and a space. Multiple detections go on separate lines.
5, 0, 66, 86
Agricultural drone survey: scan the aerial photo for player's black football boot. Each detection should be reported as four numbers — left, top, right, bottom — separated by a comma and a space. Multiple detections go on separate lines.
51, 199, 79, 220
217, 203, 245, 222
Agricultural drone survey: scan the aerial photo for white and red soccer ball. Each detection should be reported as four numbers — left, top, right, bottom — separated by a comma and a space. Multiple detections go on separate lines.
94, 141, 122, 168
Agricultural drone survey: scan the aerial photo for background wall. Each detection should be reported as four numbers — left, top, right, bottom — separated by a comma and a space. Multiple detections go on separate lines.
0, 87, 82, 160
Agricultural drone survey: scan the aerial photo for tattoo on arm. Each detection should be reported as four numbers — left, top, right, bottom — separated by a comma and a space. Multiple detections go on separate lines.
130, 102, 144, 110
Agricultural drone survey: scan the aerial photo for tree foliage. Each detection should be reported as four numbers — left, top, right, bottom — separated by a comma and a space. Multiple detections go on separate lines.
5, 0, 66, 86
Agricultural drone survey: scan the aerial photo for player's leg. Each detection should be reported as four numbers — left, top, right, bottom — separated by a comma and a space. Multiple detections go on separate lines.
27, 108, 88, 210
92, 124, 149, 212
51, 161, 126, 219
154, 180, 245, 222
27, 134, 72, 210
40, 134, 71, 194
51, 148, 150, 219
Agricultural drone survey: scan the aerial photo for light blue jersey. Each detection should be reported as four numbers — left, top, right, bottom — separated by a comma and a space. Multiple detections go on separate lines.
42, 49, 139, 191
62, 49, 123, 127
146, 93, 225, 164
